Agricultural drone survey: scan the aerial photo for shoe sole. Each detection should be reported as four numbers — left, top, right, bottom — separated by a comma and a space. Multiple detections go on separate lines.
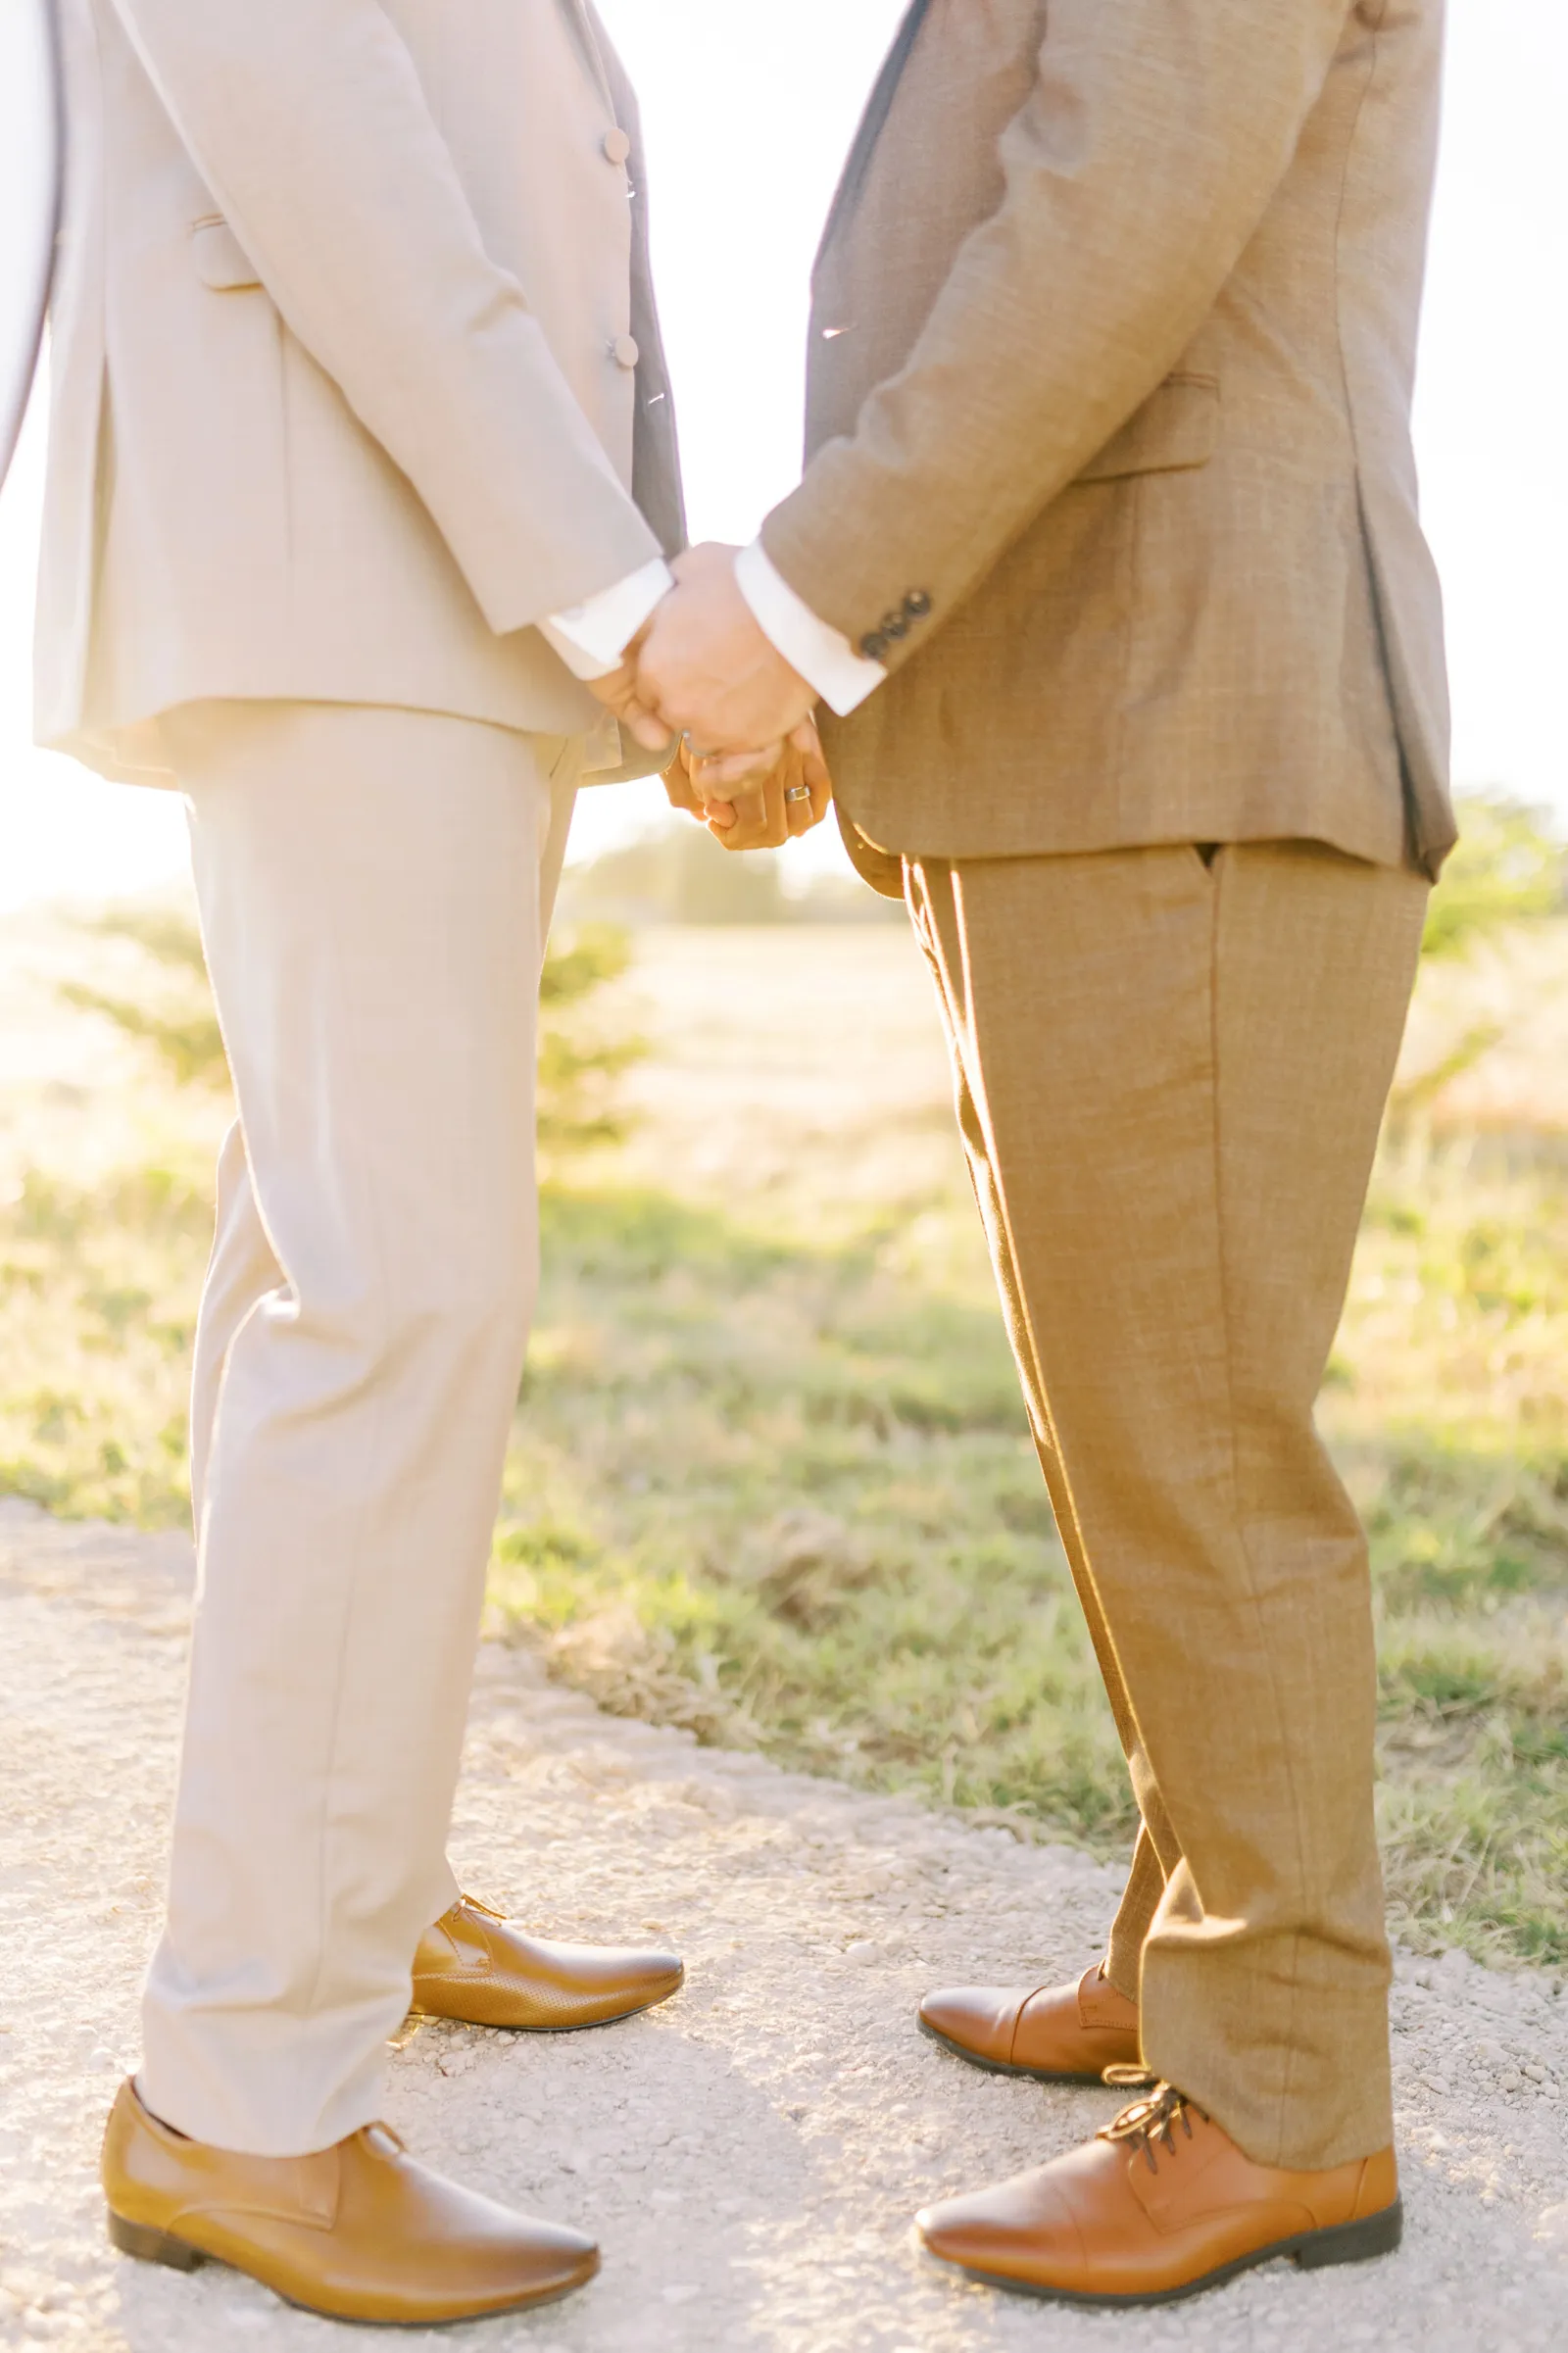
409, 1970, 685, 2034
107, 2211, 598, 2326
928, 2195, 1404, 2307
916, 2012, 1112, 2085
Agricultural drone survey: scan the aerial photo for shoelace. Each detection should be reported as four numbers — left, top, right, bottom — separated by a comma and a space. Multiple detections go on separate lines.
1098, 2068, 1208, 2175
457, 1892, 508, 1923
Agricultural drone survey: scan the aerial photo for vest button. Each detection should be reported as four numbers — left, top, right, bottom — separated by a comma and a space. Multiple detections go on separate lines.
610, 334, 641, 370
603, 127, 632, 167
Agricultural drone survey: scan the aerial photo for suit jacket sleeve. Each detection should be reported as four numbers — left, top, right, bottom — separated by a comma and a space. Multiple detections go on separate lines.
106, 0, 662, 635
760, 0, 1355, 665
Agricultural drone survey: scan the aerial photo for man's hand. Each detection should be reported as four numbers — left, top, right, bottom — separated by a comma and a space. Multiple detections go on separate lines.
637, 543, 819, 753
661, 738, 781, 818
662, 720, 833, 852
584, 641, 677, 756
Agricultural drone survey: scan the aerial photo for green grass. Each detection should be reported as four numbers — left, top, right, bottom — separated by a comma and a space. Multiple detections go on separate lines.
496, 1185, 1131, 1839
0, 1157, 210, 1524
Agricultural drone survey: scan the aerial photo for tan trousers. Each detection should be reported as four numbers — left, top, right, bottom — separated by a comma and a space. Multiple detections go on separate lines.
139, 703, 579, 2155
906, 839, 1427, 2171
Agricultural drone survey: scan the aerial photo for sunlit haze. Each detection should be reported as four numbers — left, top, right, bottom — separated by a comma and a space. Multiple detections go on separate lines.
0, 0, 1563, 909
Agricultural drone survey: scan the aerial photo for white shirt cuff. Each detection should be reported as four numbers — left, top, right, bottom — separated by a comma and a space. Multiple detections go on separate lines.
733, 540, 887, 717
540, 557, 674, 680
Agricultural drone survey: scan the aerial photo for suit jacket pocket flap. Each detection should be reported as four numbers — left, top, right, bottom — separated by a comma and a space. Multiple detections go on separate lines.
191, 219, 262, 293
1076, 374, 1219, 485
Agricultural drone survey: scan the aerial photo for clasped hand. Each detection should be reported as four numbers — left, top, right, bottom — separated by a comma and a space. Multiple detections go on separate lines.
587, 543, 831, 853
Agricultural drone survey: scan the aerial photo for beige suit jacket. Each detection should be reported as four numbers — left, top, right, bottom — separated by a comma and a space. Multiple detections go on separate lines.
35, 0, 685, 783
761, 0, 1454, 890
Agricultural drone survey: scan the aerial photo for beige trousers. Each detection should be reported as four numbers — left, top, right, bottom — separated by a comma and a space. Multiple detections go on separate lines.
139, 703, 579, 2156
906, 839, 1427, 2171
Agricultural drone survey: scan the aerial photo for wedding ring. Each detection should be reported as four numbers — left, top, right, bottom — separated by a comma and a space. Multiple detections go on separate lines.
784, 784, 812, 806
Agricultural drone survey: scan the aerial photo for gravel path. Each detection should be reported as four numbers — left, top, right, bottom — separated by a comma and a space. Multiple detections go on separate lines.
2, 1501, 1564, 2352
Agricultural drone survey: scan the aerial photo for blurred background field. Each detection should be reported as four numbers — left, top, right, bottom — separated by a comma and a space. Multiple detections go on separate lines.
0, 801, 1564, 1976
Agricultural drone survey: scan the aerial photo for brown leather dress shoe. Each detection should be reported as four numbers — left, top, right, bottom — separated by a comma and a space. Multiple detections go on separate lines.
918, 1964, 1141, 2082
102, 2078, 598, 2324
411, 1893, 684, 2031
916, 2075, 1402, 2307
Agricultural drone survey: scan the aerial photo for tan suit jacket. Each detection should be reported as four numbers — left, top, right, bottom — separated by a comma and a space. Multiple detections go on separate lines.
761, 0, 1454, 890
35, 0, 684, 782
